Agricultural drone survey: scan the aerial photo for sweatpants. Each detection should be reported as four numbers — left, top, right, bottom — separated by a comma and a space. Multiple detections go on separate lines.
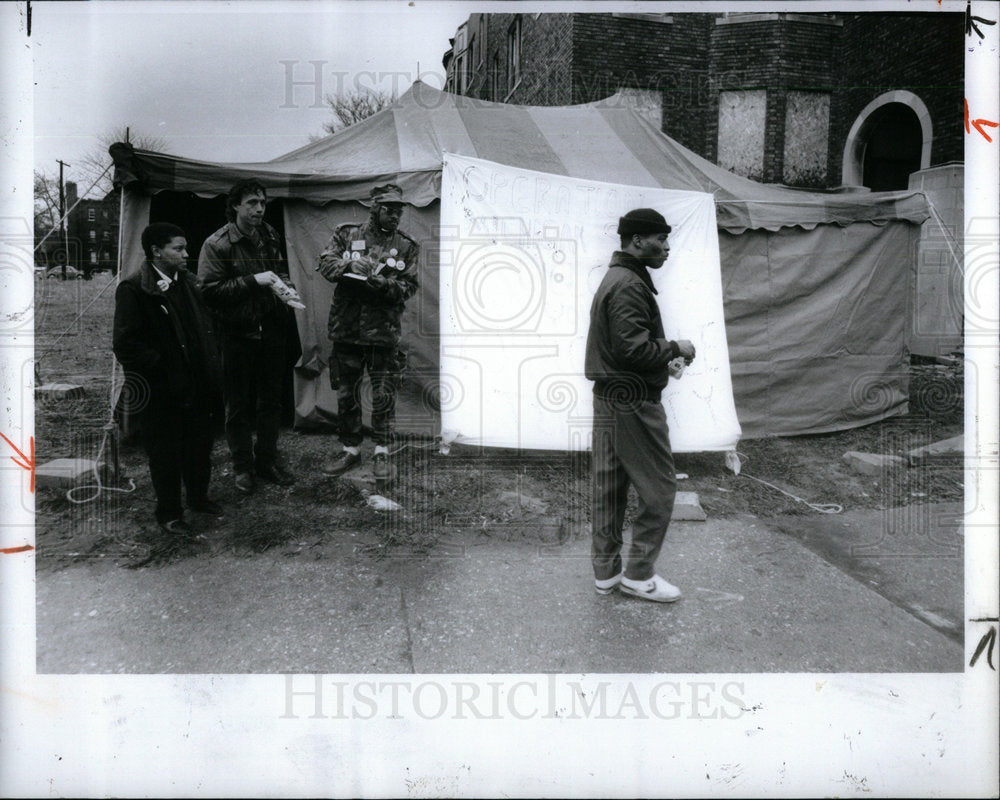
591, 395, 677, 581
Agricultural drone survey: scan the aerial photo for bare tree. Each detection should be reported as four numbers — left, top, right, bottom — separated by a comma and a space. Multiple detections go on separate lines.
34, 170, 60, 239
319, 88, 396, 136
75, 126, 168, 199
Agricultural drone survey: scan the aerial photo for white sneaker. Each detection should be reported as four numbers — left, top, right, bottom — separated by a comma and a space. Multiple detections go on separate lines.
619, 574, 682, 603
594, 573, 622, 595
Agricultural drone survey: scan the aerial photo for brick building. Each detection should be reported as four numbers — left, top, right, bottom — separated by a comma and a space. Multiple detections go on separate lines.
65, 181, 120, 274
442, 11, 964, 190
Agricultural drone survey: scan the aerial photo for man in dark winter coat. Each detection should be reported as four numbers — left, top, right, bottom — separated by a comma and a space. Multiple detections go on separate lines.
113, 222, 224, 536
198, 179, 298, 494
315, 183, 419, 484
584, 208, 696, 603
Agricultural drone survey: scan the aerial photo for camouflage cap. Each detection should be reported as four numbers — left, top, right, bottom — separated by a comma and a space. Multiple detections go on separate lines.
371, 184, 405, 205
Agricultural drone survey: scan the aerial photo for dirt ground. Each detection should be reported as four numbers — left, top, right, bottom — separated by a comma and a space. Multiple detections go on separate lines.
33, 274, 964, 571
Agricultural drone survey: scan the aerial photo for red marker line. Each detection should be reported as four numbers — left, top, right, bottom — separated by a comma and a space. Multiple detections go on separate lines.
1, 545, 34, 555
964, 98, 999, 143
972, 118, 999, 143
0, 432, 35, 494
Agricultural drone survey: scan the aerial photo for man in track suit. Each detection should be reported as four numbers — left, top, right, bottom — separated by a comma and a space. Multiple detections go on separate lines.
584, 208, 696, 602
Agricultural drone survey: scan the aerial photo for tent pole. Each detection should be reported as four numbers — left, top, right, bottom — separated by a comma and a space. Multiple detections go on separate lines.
109, 185, 127, 434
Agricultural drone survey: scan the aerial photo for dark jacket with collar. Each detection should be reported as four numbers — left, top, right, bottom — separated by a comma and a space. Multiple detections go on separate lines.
113, 261, 223, 417
585, 251, 680, 402
198, 221, 290, 338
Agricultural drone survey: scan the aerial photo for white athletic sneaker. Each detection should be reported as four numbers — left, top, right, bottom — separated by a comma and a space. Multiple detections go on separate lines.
619, 574, 682, 603
594, 573, 623, 595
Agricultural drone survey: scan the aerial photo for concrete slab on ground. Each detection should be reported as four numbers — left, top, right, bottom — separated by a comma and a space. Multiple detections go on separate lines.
908, 434, 964, 466
36, 458, 97, 489
36, 383, 85, 400
843, 451, 906, 476
36, 508, 964, 674
673, 491, 706, 521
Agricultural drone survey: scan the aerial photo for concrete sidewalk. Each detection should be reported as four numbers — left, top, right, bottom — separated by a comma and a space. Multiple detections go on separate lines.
36, 504, 964, 674
769, 502, 964, 645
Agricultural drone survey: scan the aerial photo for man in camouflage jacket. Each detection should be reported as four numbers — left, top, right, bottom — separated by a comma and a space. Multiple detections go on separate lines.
315, 183, 419, 482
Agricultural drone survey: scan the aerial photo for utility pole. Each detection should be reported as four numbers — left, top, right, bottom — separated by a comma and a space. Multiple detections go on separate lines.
57, 159, 70, 281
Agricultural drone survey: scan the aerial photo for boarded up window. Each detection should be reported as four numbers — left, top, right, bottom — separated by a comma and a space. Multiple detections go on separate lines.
783, 91, 830, 186
718, 90, 766, 181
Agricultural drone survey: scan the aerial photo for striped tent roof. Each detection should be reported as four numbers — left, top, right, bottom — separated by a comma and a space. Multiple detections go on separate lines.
112, 81, 929, 233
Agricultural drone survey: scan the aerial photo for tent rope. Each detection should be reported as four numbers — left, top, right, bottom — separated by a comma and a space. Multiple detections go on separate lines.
36, 275, 118, 363
64, 360, 137, 506
740, 473, 843, 514
43, 182, 135, 505
65, 455, 136, 505
66, 336, 139, 505
734, 451, 843, 514
925, 195, 964, 277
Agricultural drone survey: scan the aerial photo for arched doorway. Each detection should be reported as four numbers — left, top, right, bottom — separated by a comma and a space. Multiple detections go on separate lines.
841, 90, 932, 189
860, 103, 923, 191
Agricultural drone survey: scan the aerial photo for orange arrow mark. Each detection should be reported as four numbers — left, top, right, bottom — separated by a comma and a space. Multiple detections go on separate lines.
972, 118, 999, 143
965, 98, 999, 142
0, 432, 35, 494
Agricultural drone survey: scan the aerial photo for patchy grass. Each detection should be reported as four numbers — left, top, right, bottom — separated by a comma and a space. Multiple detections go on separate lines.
33, 277, 965, 571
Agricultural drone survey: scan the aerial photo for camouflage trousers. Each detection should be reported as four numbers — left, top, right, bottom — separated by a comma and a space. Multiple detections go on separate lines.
331, 342, 404, 447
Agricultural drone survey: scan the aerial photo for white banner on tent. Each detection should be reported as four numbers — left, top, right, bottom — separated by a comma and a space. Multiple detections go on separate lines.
440, 153, 741, 452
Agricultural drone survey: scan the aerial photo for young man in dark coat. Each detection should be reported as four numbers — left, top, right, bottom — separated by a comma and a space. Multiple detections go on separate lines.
112, 222, 224, 535
584, 208, 696, 603
198, 179, 297, 494
315, 183, 420, 484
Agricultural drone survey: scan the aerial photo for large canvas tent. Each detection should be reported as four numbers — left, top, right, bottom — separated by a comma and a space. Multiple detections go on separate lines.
111, 81, 930, 440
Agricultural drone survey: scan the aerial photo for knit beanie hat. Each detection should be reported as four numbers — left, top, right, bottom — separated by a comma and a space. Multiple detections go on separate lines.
617, 208, 671, 238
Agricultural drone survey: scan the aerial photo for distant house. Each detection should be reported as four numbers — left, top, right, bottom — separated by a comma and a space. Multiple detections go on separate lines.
64, 181, 120, 274
443, 11, 962, 192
